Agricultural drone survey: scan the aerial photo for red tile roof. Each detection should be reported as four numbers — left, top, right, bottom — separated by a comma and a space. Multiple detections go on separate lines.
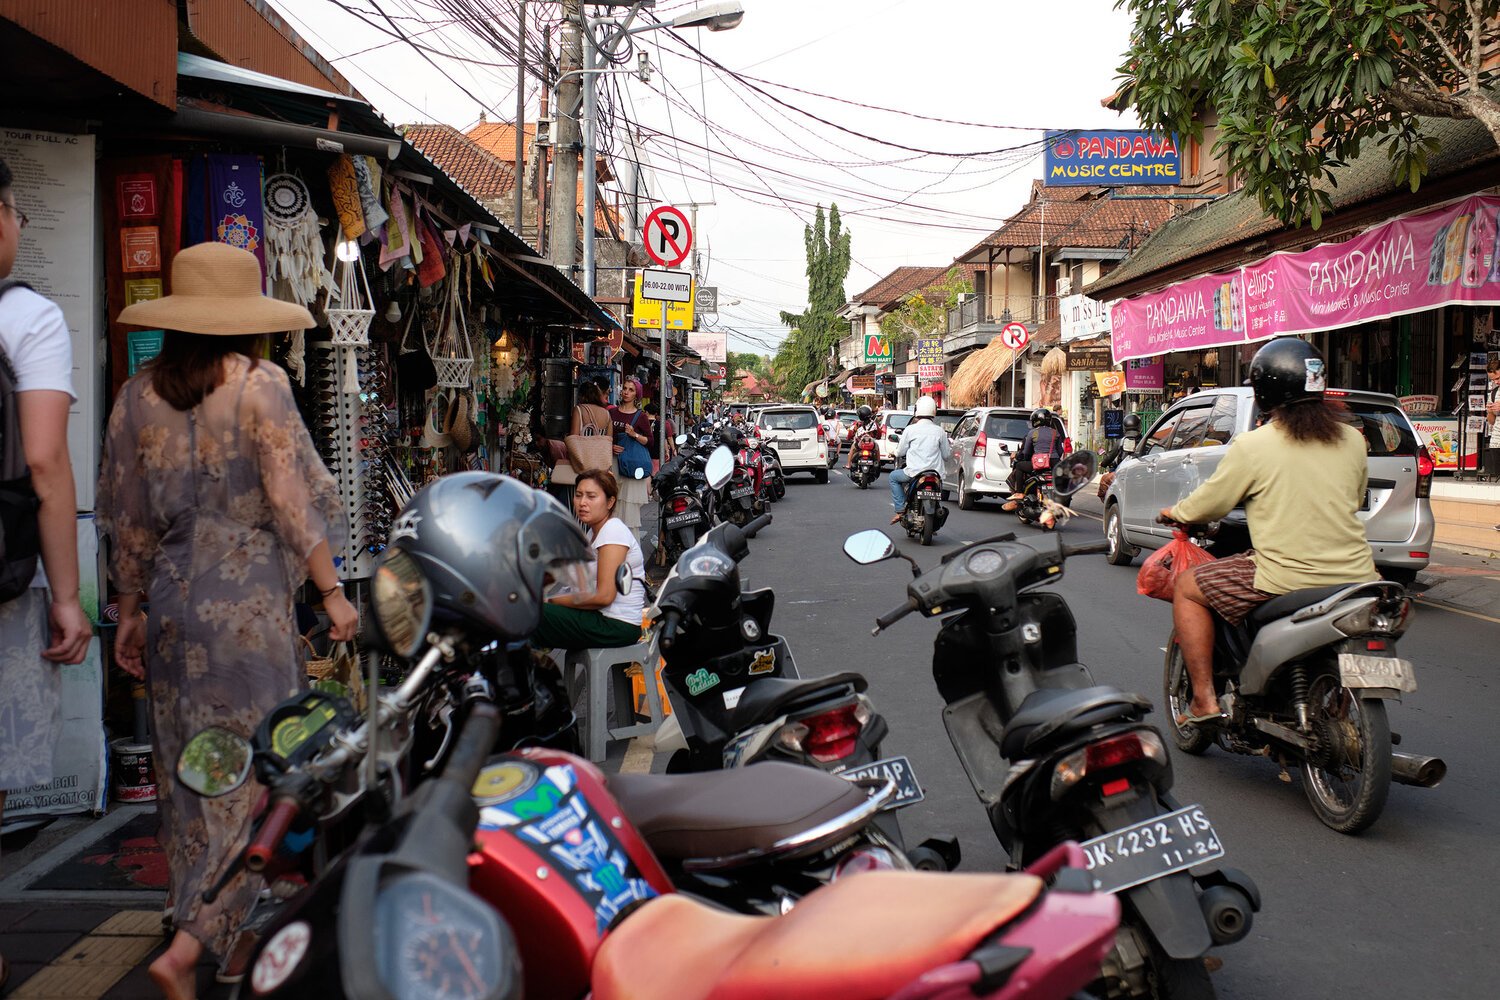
464, 120, 619, 236
957, 187, 1176, 260
851, 263, 981, 310
403, 124, 516, 202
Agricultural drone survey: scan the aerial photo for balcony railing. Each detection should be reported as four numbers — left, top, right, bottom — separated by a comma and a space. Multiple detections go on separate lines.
946, 295, 1057, 335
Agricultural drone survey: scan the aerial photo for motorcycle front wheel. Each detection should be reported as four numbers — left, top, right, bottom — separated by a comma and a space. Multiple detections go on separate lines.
1300, 670, 1392, 834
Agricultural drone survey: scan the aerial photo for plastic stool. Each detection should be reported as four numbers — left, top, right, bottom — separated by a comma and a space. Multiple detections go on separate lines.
563, 636, 665, 762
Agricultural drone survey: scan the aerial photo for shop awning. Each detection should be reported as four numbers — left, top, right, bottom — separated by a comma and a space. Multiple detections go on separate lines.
920, 382, 946, 393
949, 340, 1019, 407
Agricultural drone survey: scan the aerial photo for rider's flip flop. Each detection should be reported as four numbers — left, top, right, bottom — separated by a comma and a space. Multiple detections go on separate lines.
1176, 709, 1226, 727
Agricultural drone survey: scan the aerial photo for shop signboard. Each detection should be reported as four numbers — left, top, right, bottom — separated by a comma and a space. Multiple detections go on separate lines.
687, 331, 727, 363
632, 273, 694, 330
1124, 356, 1164, 394
1110, 269, 1247, 365
850, 375, 877, 392
1044, 130, 1183, 187
1095, 370, 1127, 397
1067, 343, 1114, 371
918, 363, 945, 380
895, 373, 917, 388
914, 338, 944, 365
864, 332, 894, 364
0, 128, 100, 508
1060, 294, 1113, 342
1103, 408, 1125, 439
1411, 416, 1478, 471
1399, 394, 1439, 414
1242, 194, 1500, 339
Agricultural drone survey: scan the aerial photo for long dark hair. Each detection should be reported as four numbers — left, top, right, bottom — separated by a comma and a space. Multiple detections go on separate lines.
147, 331, 265, 411
1274, 398, 1346, 444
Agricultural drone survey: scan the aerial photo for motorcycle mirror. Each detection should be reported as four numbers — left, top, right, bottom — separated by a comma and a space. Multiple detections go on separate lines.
176, 725, 253, 798
675, 434, 688, 446
843, 530, 896, 565
1052, 450, 1099, 497
705, 446, 735, 489
615, 563, 633, 597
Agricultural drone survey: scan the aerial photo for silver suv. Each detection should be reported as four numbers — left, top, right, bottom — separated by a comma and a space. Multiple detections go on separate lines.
1102, 387, 1435, 582
940, 407, 1036, 509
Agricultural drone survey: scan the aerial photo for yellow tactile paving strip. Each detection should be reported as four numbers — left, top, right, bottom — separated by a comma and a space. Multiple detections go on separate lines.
11, 910, 161, 999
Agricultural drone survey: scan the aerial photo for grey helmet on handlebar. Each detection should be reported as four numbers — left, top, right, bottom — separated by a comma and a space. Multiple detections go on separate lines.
384, 473, 595, 640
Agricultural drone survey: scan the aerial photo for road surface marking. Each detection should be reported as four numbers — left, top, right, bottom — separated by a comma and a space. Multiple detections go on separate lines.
1413, 598, 1500, 625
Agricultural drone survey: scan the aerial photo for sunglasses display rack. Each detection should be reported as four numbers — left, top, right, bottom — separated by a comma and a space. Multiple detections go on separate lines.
310, 339, 395, 580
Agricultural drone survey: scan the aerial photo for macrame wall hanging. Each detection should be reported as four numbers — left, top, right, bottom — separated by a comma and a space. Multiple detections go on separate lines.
428, 265, 474, 389
328, 233, 375, 394
263, 172, 334, 384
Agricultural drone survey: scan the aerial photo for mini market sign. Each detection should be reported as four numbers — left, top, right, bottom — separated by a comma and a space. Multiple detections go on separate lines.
863, 332, 893, 363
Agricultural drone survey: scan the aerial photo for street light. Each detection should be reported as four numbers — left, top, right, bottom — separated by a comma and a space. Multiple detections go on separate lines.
668, 2, 745, 31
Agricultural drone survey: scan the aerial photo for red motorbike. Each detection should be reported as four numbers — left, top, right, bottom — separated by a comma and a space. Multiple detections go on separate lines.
850, 426, 881, 489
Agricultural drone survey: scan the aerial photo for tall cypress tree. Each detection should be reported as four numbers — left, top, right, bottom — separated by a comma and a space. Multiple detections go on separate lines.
774, 205, 852, 397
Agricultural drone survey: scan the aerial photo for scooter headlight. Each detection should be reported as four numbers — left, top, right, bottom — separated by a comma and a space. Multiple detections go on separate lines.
372, 549, 433, 660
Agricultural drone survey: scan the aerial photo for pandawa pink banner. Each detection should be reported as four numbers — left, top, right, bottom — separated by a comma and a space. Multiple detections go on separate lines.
1109, 269, 1247, 364
1243, 194, 1500, 336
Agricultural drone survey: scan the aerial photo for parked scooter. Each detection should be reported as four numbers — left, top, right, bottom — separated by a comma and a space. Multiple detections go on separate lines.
655, 436, 719, 563
844, 456, 1261, 1000
1160, 521, 1445, 834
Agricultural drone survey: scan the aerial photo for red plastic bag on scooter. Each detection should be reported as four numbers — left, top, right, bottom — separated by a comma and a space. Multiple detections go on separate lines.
1136, 530, 1215, 602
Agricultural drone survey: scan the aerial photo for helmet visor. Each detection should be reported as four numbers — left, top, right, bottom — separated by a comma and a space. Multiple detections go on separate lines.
543, 556, 596, 600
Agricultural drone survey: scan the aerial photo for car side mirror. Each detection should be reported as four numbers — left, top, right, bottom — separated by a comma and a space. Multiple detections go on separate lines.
177, 725, 253, 798
843, 530, 896, 565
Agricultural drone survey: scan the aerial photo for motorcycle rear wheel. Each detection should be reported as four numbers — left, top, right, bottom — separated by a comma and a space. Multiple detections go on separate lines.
1148, 946, 1216, 1000
1300, 671, 1391, 834
1163, 637, 1214, 755
920, 500, 935, 546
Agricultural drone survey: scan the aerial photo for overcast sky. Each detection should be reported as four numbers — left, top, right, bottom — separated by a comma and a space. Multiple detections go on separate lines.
269, 0, 1139, 356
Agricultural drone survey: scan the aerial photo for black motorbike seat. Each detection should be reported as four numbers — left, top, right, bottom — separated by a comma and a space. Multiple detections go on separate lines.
727, 671, 867, 730
1244, 584, 1354, 630
606, 762, 870, 862
999, 685, 1151, 760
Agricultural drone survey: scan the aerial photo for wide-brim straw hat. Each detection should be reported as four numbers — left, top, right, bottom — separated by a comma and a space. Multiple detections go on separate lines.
117, 242, 314, 334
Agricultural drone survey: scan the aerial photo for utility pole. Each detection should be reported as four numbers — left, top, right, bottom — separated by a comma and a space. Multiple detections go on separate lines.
513, 0, 527, 233
549, 0, 583, 277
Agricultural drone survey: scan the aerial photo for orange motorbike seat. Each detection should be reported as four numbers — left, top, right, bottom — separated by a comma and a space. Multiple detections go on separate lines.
591, 870, 1043, 1000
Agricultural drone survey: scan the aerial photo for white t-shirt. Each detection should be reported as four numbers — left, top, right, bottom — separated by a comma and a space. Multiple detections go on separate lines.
0, 286, 76, 590
590, 517, 646, 625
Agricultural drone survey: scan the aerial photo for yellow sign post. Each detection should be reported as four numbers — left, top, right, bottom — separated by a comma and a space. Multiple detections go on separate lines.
632, 274, 695, 330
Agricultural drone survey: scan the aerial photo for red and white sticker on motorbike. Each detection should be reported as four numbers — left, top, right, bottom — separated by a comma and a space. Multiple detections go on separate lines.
252, 920, 310, 995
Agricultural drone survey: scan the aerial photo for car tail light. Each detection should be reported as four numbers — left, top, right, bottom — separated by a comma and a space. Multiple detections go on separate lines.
1326, 389, 1348, 397
973, 432, 987, 458
1409, 551, 1428, 559
1415, 445, 1433, 498
671, 497, 689, 514
801, 705, 863, 762
1051, 730, 1166, 798
816, 423, 826, 441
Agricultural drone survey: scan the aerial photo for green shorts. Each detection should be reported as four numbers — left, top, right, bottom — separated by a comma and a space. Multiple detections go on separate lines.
533, 603, 643, 651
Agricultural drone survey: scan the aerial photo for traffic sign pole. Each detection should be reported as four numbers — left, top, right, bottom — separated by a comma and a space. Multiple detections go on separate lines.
999, 322, 1031, 408
661, 299, 668, 462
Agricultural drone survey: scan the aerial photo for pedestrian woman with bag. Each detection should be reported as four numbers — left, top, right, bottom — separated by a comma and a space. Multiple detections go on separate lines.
98, 243, 357, 1000
548, 381, 614, 504
610, 377, 652, 530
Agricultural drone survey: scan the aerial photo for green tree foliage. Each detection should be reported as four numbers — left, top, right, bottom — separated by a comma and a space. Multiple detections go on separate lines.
727, 351, 769, 380
774, 205, 852, 396
880, 267, 971, 345
1115, 0, 1500, 228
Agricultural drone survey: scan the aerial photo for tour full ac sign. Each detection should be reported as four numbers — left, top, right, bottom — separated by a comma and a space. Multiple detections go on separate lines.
1044, 130, 1182, 187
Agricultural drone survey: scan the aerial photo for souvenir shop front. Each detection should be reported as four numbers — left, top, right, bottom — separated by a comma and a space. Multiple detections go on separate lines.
0, 58, 613, 821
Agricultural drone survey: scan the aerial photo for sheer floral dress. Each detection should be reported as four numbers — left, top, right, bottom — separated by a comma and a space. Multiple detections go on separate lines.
97, 356, 342, 958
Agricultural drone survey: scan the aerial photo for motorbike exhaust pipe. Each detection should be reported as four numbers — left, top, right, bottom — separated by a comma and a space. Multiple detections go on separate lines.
1198, 884, 1253, 946
1390, 750, 1446, 788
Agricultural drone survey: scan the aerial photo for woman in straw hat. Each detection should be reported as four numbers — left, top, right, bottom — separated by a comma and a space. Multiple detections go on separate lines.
98, 242, 356, 1000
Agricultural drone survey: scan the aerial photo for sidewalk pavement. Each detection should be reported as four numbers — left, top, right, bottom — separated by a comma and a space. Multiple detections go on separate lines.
1068, 489, 1500, 620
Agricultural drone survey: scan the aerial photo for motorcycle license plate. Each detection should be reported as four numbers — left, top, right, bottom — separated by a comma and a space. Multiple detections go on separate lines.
664, 511, 702, 529
838, 755, 924, 810
730, 485, 753, 499
1338, 653, 1416, 691
1078, 804, 1224, 895
917, 489, 942, 500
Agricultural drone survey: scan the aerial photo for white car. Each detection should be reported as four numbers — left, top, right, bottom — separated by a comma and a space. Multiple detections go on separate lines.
755, 405, 830, 482
873, 410, 914, 464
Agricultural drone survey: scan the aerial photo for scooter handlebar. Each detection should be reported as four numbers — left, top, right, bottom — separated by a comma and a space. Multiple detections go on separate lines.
742, 513, 772, 538
1062, 541, 1111, 558
873, 597, 919, 634
658, 609, 683, 649
245, 797, 300, 872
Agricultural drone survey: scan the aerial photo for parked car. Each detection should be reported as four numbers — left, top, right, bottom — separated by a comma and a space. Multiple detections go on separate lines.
941, 407, 1035, 509
1102, 386, 1435, 583
754, 404, 830, 482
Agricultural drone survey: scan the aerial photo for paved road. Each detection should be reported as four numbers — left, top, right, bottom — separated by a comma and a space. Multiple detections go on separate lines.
744, 467, 1496, 1000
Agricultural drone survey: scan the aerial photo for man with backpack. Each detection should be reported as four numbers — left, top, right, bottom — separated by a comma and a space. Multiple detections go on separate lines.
0, 158, 92, 984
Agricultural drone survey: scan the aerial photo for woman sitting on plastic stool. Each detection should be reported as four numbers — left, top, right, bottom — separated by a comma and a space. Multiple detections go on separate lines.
533, 468, 645, 650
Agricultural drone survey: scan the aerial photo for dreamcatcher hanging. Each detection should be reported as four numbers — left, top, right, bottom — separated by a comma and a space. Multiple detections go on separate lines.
328, 233, 375, 394
428, 266, 474, 389
263, 172, 335, 384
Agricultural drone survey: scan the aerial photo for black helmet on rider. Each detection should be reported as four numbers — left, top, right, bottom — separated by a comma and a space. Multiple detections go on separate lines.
1122, 413, 1142, 434
857, 404, 873, 422
377, 473, 594, 642
1249, 337, 1327, 413
1029, 408, 1051, 427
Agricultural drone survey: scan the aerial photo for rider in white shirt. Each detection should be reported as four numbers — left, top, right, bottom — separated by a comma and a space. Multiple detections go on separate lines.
889, 397, 954, 523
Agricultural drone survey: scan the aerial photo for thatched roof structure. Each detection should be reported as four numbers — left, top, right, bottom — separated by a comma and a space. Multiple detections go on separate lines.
949, 340, 1018, 407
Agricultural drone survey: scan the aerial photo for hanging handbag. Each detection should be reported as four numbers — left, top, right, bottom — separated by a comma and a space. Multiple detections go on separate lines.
615, 410, 652, 479
566, 404, 614, 473
302, 637, 366, 711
